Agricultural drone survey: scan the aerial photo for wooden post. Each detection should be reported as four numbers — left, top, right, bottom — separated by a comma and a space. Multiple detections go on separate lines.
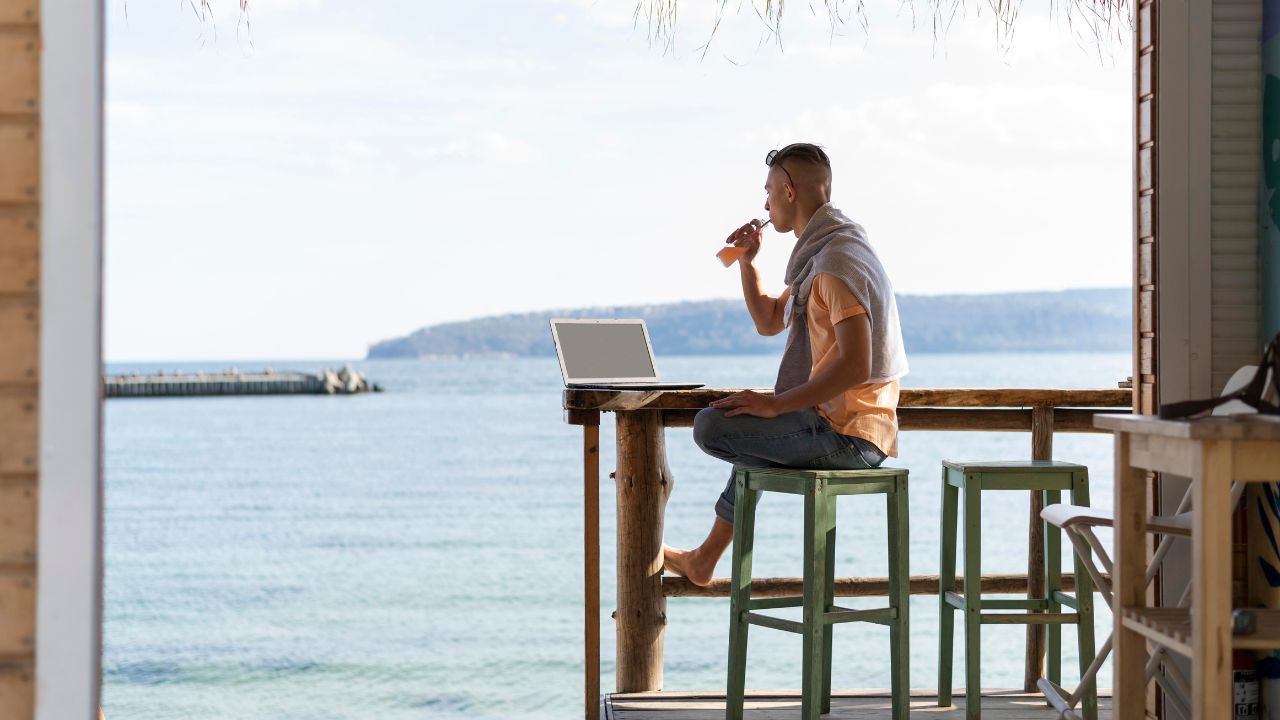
583, 415, 600, 720
614, 410, 671, 693
1024, 404, 1053, 691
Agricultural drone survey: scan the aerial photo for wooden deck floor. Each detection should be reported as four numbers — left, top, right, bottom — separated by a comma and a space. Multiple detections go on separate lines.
606, 689, 1111, 719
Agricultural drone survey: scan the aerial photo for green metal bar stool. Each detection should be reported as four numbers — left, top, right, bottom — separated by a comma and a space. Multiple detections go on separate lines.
726, 466, 910, 720
936, 460, 1097, 720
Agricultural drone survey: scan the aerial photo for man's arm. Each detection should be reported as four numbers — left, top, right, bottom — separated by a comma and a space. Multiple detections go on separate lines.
710, 311, 871, 418
740, 263, 789, 337
771, 312, 871, 413
725, 219, 788, 336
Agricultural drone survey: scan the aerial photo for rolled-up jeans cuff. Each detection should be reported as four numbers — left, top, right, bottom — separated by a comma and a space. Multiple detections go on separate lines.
714, 493, 736, 525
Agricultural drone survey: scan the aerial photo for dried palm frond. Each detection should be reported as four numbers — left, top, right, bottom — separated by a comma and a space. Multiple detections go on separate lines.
635, 0, 1130, 55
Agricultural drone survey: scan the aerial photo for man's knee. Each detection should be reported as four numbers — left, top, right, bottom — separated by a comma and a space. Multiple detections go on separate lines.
692, 407, 731, 454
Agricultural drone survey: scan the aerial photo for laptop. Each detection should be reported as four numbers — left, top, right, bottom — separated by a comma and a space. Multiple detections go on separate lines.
550, 318, 703, 390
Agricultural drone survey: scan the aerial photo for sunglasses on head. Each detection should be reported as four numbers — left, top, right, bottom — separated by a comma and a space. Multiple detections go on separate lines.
765, 149, 795, 187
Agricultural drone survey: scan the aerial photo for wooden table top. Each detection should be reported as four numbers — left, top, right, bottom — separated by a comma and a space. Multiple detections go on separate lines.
563, 387, 1132, 412
1094, 413, 1280, 440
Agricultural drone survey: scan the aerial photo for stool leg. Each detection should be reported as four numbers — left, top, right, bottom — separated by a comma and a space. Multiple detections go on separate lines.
887, 475, 910, 720
963, 475, 982, 720
821, 492, 837, 714
801, 480, 830, 720
1044, 488, 1062, 688
1070, 472, 1098, 720
938, 468, 959, 707
726, 470, 758, 720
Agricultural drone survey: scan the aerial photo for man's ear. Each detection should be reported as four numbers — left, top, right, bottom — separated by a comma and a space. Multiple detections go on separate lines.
785, 183, 796, 202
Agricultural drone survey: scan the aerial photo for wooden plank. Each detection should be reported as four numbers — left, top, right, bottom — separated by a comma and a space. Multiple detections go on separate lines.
0, 32, 37, 115
0, 571, 34, 655
1139, 4, 1152, 48
1234, 442, 1280, 482
1111, 432, 1148, 720
1128, 434, 1195, 477
1191, 441, 1233, 720
0, 396, 35, 474
663, 407, 1123, 432
585, 423, 601, 720
1139, 338, 1153, 375
0, 122, 36, 204
566, 388, 1131, 413
1138, 51, 1152, 99
662, 572, 1099, 598
1138, 146, 1152, 192
0, 665, 33, 720
0, 480, 35, 565
0, 211, 37, 295
1097, 414, 1280, 441
0, 298, 36, 384
1024, 406, 1052, 691
1138, 99, 1152, 147
1138, 290, 1153, 333
1138, 192, 1152, 239
0, 0, 37, 25
1137, 242, 1152, 285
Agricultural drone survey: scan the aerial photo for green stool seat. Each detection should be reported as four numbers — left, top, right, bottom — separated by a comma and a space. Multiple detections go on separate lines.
726, 466, 910, 720
936, 460, 1097, 720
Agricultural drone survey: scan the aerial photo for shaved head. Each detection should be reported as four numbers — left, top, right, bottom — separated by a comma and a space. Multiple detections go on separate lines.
763, 143, 834, 235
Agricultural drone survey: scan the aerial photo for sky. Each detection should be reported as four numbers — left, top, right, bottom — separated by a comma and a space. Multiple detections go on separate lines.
104, 0, 1134, 361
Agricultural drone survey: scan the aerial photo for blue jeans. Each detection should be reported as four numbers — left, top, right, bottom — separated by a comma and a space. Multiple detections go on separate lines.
692, 406, 887, 523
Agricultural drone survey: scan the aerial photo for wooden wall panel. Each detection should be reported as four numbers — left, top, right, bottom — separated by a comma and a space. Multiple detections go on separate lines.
0, 213, 37, 296
0, 573, 34, 655
0, 125, 36, 204
0, 301, 36, 384
1, 1, 40, 714
0, 34, 36, 114
0, 482, 35, 567
0, 397, 36, 475
0, 0, 38, 24
0, 666, 33, 720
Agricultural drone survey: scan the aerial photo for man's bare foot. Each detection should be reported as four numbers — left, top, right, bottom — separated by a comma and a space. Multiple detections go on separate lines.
663, 544, 715, 587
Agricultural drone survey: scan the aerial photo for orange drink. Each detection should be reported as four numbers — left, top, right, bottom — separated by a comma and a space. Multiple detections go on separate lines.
717, 245, 747, 267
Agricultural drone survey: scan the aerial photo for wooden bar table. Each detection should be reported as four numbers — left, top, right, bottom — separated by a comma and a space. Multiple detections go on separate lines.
566, 387, 1131, 720
1097, 414, 1280, 720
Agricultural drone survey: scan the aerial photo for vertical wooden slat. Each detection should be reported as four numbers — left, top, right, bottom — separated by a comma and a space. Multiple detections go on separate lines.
1023, 405, 1053, 690
583, 417, 600, 720
0, 1, 40, 716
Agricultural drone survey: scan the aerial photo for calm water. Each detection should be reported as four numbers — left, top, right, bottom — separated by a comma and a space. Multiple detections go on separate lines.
103, 352, 1128, 719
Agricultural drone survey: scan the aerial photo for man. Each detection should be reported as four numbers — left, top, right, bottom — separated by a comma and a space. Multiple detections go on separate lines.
663, 143, 909, 587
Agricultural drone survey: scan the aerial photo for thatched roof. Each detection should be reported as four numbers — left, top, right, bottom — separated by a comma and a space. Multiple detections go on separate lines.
634, 0, 1131, 55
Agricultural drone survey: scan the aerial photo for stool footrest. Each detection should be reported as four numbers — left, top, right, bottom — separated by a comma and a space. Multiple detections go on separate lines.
1053, 590, 1080, 610
980, 612, 1079, 625
743, 612, 804, 634
981, 598, 1050, 611
746, 596, 803, 611
825, 607, 896, 625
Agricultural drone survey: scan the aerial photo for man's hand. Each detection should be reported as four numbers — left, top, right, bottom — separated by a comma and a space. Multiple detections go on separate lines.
725, 219, 766, 264
709, 390, 781, 418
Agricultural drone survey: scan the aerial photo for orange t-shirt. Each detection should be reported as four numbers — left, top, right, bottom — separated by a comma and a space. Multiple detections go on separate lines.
805, 273, 900, 457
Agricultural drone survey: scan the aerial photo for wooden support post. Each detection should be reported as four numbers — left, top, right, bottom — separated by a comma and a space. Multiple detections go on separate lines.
614, 411, 671, 693
1025, 404, 1053, 691
582, 413, 601, 720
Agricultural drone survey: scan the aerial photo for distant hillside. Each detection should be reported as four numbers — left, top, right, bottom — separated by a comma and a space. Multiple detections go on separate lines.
367, 288, 1131, 359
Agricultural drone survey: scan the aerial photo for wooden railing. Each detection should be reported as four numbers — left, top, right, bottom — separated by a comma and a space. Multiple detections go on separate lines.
563, 386, 1132, 719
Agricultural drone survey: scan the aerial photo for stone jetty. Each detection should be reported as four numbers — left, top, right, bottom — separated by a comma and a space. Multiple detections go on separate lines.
104, 365, 382, 399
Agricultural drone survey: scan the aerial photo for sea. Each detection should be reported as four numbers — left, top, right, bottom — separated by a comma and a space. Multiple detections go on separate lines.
102, 352, 1129, 719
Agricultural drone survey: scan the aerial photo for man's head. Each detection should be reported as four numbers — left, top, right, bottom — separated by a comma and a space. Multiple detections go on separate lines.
764, 143, 832, 234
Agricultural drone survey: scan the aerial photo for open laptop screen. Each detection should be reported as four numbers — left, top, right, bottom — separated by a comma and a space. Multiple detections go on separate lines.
552, 319, 658, 382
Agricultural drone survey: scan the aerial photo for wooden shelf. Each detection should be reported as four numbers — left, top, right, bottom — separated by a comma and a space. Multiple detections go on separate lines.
1120, 608, 1280, 656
